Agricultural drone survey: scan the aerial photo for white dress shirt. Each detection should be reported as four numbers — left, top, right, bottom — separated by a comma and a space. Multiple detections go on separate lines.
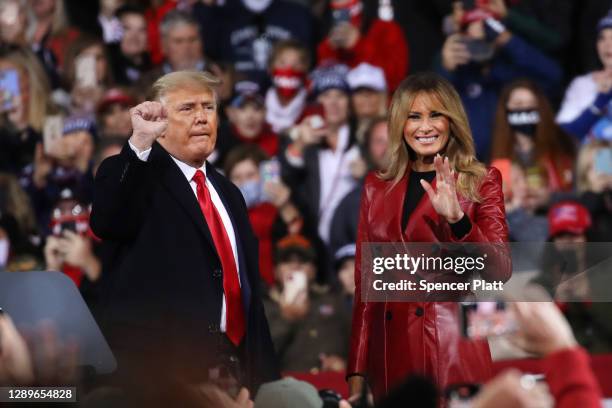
128, 141, 241, 332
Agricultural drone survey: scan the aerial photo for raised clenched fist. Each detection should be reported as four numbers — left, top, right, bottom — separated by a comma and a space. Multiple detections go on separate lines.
129, 101, 168, 151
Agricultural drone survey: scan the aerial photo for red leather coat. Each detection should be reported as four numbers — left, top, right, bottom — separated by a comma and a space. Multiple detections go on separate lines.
348, 166, 511, 400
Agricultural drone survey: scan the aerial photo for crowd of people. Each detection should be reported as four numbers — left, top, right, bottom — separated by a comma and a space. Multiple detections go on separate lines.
1, 0, 612, 406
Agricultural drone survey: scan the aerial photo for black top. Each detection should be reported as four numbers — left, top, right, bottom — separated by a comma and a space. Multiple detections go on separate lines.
401, 170, 471, 239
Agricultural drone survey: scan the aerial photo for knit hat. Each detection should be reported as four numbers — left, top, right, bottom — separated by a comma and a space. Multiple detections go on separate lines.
255, 378, 323, 408
597, 10, 612, 33
230, 80, 265, 108
310, 64, 350, 97
62, 114, 97, 138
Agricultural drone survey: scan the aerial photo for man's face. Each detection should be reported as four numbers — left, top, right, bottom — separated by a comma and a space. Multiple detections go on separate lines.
159, 86, 218, 167
120, 13, 148, 58
163, 24, 203, 71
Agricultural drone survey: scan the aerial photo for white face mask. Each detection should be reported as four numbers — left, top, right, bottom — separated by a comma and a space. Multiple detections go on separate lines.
0, 239, 9, 268
242, 0, 273, 13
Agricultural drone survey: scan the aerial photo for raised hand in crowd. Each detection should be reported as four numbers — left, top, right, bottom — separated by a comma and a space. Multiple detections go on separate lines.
192, 383, 254, 408
441, 34, 471, 72
472, 369, 553, 408
279, 287, 309, 322
592, 70, 612, 93
44, 231, 101, 282
0, 312, 34, 385
129, 101, 168, 151
481, 0, 508, 20
510, 301, 578, 356
263, 180, 291, 209
319, 353, 347, 372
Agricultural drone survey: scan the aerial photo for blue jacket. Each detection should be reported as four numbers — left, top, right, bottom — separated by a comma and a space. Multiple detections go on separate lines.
436, 35, 562, 162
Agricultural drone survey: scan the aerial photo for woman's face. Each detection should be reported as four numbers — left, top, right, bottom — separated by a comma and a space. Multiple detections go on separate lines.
317, 88, 350, 128
368, 121, 389, 170
403, 92, 450, 161
79, 44, 108, 84
506, 87, 538, 111
120, 13, 148, 58
31, 0, 55, 19
229, 159, 260, 187
597, 29, 612, 69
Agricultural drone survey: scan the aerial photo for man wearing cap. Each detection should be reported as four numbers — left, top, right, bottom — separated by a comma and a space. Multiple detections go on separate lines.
532, 200, 612, 353
91, 70, 279, 395
263, 235, 350, 373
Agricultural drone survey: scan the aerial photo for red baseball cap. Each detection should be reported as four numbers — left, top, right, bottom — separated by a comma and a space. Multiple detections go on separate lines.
548, 201, 592, 237
97, 88, 135, 113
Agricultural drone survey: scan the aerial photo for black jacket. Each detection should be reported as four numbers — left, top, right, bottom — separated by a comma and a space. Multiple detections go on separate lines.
90, 142, 279, 391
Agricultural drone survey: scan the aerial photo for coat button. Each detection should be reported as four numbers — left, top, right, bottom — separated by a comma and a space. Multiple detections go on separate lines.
415, 307, 424, 317
213, 269, 222, 278
385, 311, 392, 321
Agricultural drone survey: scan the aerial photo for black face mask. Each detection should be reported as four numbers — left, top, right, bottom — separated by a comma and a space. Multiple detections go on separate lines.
507, 109, 540, 137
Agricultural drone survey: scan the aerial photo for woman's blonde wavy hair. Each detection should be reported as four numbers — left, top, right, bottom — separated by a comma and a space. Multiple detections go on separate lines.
381, 73, 486, 203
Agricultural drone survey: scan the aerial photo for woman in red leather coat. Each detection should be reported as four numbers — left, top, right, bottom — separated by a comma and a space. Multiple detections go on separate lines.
347, 73, 511, 402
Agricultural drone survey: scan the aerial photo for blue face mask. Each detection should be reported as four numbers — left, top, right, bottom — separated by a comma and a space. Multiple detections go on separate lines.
239, 180, 263, 208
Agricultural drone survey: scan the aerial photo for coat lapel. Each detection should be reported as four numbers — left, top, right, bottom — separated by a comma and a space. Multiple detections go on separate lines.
404, 167, 439, 242
150, 143, 218, 258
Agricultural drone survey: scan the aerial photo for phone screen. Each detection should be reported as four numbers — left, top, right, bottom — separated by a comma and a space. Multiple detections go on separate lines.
283, 271, 307, 304
332, 8, 351, 25
460, 302, 517, 339
75, 54, 97, 88
260, 159, 281, 184
43, 115, 64, 155
594, 148, 612, 175
0, 69, 20, 111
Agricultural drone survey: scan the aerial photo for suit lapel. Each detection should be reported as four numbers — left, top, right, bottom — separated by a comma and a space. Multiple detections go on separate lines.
150, 143, 218, 258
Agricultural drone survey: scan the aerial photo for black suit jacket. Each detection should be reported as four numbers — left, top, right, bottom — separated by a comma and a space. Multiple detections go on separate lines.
90, 142, 279, 390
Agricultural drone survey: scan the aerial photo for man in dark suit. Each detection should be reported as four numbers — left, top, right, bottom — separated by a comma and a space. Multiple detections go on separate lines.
90, 70, 279, 397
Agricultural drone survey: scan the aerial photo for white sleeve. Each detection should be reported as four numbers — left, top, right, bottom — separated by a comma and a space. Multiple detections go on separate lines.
556, 75, 598, 124
128, 140, 152, 161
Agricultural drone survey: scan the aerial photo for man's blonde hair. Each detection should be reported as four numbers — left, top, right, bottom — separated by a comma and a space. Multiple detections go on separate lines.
152, 70, 221, 104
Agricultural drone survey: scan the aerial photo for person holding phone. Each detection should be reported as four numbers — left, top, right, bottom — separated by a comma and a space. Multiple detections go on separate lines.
262, 235, 350, 373
317, 0, 408, 92
224, 144, 303, 287
436, 1, 561, 162
347, 73, 511, 402
577, 140, 612, 242
490, 79, 576, 241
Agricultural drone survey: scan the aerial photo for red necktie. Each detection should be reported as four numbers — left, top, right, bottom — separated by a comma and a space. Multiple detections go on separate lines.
192, 170, 245, 346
